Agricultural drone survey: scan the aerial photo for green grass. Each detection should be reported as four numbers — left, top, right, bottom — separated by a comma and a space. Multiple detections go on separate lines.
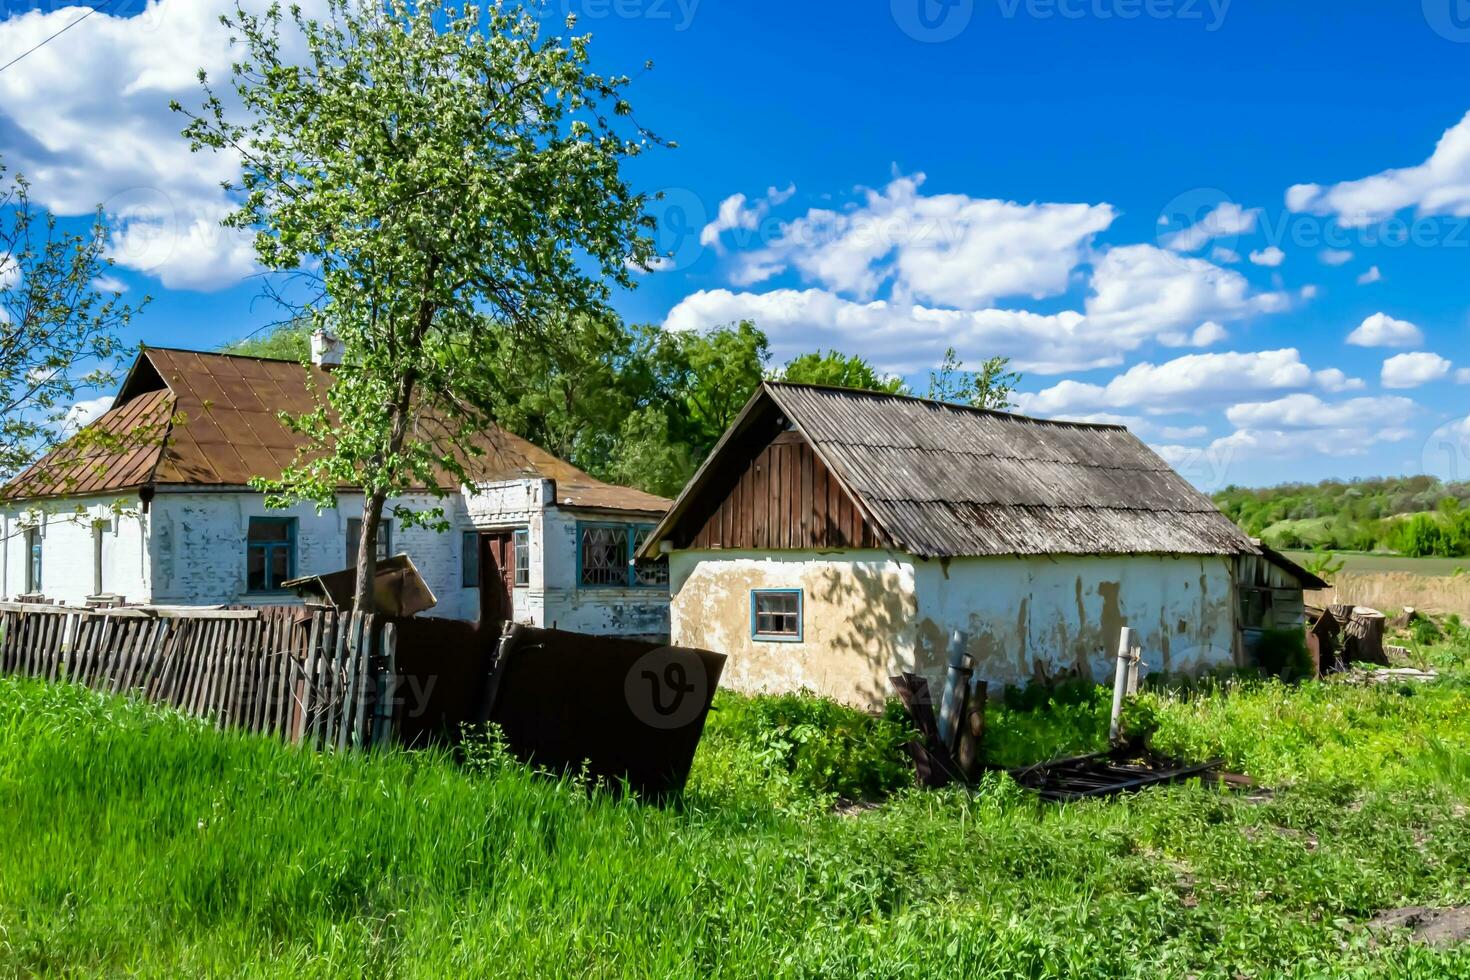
3, 643, 1470, 975
1283, 550, 1470, 577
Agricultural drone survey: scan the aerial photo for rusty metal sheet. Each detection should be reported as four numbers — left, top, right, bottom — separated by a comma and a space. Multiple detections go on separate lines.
7, 348, 673, 516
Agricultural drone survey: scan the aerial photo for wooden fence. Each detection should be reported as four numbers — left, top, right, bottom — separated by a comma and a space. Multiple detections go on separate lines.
0, 603, 397, 750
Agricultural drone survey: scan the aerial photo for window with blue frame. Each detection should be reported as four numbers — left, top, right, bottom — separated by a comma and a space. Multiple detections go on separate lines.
345, 518, 392, 567
577, 522, 668, 588
247, 517, 297, 593
461, 531, 479, 588
751, 590, 802, 641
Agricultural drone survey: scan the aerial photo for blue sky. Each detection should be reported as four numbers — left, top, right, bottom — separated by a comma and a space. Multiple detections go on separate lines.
2, 0, 1469, 490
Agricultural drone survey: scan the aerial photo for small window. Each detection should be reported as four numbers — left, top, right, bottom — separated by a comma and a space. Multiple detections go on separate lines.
513, 528, 530, 587
346, 517, 392, 567
247, 517, 296, 593
1240, 588, 1274, 630
462, 531, 479, 588
752, 590, 802, 641
24, 527, 42, 594
579, 524, 631, 587
633, 526, 669, 588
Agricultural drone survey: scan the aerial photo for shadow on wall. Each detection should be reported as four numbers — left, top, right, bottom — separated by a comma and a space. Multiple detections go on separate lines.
810, 562, 918, 709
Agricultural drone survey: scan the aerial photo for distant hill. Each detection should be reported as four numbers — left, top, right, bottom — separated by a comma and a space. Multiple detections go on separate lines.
1213, 476, 1470, 557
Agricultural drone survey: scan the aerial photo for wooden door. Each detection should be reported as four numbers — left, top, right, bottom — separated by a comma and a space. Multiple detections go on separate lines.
478, 532, 516, 626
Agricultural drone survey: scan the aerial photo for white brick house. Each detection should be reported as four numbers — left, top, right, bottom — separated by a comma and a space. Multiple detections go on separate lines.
1, 347, 671, 639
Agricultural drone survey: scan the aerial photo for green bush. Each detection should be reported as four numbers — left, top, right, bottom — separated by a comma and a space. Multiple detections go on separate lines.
701, 690, 916, 802
1411, 616, 1443, 647
1254, 628, 1313, 681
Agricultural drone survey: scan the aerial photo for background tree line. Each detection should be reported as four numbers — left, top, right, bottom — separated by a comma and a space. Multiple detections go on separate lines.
1214, 476, 1470, 557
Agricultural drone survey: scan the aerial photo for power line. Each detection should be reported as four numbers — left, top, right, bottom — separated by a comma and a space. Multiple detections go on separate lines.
0, 0, 121, 77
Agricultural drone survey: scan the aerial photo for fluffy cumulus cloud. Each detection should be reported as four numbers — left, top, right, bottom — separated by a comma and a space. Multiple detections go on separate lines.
1314, 368, 1366, 393
1162, 202, 1260, 253
1287, 110, 1470, 226
1357, 265, 1383, 285
1382, 352, 1453, 389
1248, 246, 1284, 267
699, 184, 795, 252
0, 0, 330, 290
1014, 349, 1318, 416
1347, 312, 1423, 348
730, 173, 1117, 307
1320, 249, 1354, 266
1083, 244, 1289, 340
664, 288, 1099, 374
61, 395, 113, 434
1224, 393, 1417, 431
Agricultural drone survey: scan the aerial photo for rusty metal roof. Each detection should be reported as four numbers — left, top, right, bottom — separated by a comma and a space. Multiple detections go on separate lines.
5, 348, 670, 514
645, 382, 1254, 559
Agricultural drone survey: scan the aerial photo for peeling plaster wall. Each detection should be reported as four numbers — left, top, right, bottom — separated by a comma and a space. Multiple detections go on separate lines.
913, 554, 1238, 696
670, 549, 1238, 710
669, 550, 919, 708
149, 491, 477, 616
462, 481, 670, 639
0, 495, 151, 604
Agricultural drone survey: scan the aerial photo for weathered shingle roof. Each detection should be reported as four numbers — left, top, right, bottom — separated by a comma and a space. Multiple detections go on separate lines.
5, 348, 670, 514
646, 382, 1254, 559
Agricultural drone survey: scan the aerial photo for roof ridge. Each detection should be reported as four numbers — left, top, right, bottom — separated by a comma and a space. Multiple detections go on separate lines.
146, 345, 305, 365
763, 381, 1130, 431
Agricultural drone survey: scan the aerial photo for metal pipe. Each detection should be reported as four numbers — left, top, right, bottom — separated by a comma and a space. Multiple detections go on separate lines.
1108, 626, 1134, 743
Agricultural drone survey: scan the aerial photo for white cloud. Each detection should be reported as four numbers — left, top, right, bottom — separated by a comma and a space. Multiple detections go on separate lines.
732, 173, 1117, 307
1015, 349, 1317, 415
1320, 249, 1354, 266
1206, 424, 1413, 460
0, 0, 330, 291
1357, 265, 1383, 285
61, 395, 113, 434
664, 288, 1103, 374
1162, 202, 1259, 252
1211, 246, 1241, 264
1084, 244, 1289, 338
1314, 368, 1366, 393
1457, 368, 1470, 384
1382, 351, 1453, 389
1248, 246, 1285, 267
700, 185, 795, 252
1225, 393, 1417, 430
1287, 110, 1470, 226
1346, 312, 1424, 348
91, 274, 128, 294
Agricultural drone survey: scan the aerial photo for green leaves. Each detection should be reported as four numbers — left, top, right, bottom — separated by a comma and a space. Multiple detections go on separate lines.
175, 1, 664, 608
0, 161, 147, 484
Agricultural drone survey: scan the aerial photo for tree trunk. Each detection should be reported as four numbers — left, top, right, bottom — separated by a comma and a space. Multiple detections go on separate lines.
352, 489, 388, 616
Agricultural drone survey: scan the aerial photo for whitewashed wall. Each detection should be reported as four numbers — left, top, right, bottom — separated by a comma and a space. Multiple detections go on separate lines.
0, 495, 151, 605
463, 479, 670, 639
149, 490, 479, 617
669, 549, 1239, 709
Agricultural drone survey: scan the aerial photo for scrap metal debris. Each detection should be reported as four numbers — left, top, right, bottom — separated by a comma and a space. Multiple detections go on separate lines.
1008, 749, 1232, 803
